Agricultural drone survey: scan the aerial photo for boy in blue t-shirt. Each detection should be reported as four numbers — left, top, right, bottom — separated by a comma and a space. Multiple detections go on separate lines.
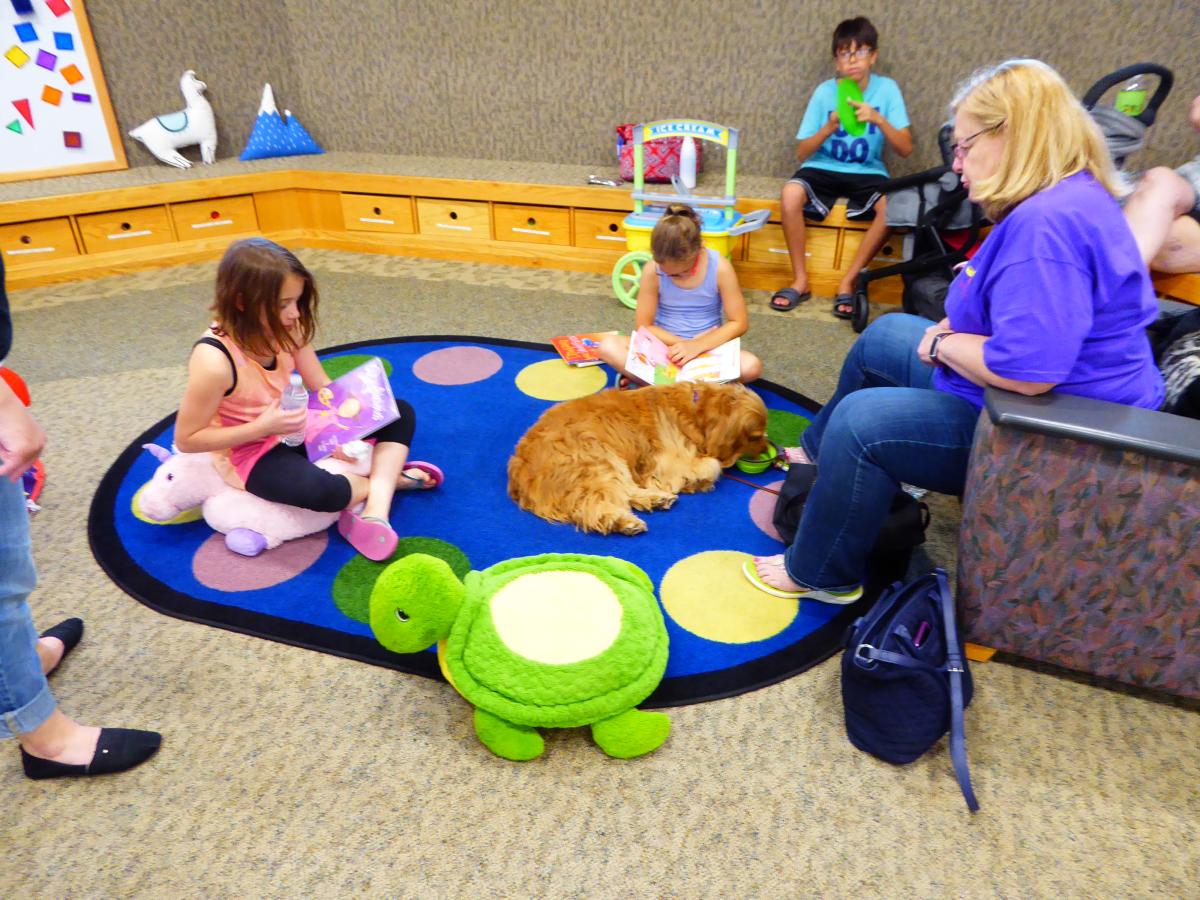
771, 17, 913, 319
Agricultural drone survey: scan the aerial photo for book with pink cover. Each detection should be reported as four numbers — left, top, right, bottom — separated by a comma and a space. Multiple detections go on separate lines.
624, 327, 740, 385
304, 357, 400, 461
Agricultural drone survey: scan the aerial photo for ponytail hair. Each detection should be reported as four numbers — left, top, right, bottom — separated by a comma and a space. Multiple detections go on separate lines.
651, 203, 704, 262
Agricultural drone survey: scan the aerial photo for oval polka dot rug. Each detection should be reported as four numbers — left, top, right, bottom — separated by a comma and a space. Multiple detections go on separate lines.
88, 336, 900, 707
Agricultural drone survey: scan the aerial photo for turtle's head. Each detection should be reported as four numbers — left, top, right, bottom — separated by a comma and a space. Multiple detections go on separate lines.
369, 553, 464, 653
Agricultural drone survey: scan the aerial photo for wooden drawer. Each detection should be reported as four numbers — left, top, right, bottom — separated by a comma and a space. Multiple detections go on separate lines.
573, 209, 628, 249
746, 223, 837, 270
0, 217, 79, 265
171, 195, 259, 239
340, 193, 415, 233
415, 198, 490, 239
493, 203, 570, 246
77, 205, 174, 254
838, 231, 906, 269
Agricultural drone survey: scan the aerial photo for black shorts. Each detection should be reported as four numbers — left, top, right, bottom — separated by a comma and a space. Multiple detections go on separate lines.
788, 166, 889, 221
243, 400, 416, 512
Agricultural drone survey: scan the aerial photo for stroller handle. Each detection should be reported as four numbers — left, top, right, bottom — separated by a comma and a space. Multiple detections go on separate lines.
1081, 63, 1174, 127
727, 208, 771, 237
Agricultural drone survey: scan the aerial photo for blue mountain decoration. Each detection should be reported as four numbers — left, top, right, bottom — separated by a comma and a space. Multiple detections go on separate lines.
239, 84, 324, 161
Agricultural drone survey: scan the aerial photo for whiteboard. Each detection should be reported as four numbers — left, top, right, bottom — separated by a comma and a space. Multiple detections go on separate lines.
1, 0, 126, 183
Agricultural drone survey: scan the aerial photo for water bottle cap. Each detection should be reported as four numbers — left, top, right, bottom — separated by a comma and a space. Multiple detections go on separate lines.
289, 373, 303, 385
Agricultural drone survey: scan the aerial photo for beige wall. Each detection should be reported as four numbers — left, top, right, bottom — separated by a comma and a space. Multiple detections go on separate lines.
90, 0, 1198, 178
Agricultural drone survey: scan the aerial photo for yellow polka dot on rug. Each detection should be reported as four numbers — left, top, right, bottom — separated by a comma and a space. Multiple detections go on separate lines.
661, 551, 798, 643
515, 359, 607, 401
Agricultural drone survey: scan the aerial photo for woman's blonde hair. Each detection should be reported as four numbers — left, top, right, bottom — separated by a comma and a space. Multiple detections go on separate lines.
951, 59, 1124, 220
651, 203, 703, 262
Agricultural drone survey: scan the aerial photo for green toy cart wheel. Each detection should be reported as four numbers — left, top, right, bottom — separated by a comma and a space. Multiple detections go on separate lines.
612, 250, 652, 309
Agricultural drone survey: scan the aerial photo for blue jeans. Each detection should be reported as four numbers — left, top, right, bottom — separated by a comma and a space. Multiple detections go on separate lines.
787, 314, 981, 591
0, 475, 55, 739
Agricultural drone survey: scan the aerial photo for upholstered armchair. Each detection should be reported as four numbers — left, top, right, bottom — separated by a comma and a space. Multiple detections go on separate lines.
956, 386, 1200, 700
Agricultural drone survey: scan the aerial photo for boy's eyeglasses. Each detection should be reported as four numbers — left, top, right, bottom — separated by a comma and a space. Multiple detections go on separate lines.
835, 47, 873, 61
950, 122, 1005, 160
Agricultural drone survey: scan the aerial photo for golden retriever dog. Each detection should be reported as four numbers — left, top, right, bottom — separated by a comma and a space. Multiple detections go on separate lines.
508, 381, 769, 535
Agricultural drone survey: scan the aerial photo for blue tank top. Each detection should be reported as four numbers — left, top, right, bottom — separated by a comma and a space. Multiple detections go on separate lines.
654, 248, 723, 339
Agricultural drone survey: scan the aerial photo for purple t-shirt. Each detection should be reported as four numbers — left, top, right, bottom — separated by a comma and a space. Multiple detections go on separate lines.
934, 171, 1164, 411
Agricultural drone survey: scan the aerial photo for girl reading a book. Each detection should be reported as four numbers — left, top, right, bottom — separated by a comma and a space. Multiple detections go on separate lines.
173, 238, 442, 561
596, 204, 762, 386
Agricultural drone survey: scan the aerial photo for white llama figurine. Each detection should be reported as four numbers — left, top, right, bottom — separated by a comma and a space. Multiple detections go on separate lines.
129, 70, 217, 169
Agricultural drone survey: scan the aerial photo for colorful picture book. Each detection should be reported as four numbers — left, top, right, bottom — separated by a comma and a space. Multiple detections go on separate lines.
624, 327, 741, 385
304, 357, 400, 462
550, 331, 618, 367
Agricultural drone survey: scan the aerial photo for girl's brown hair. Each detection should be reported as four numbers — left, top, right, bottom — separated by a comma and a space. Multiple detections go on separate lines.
211, 238, 318, 357
650, 203, 703, 263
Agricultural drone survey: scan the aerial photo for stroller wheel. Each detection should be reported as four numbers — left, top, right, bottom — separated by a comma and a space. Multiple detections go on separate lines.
851, 290, 870, 333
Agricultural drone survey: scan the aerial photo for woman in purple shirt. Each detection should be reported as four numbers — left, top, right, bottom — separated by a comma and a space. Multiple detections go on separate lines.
744, 59, 1164, 604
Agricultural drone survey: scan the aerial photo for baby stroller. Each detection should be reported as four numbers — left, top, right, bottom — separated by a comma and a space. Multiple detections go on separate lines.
846, 62, 1175, 333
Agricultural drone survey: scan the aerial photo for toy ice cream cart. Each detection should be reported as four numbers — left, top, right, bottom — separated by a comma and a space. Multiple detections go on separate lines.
611, 119, 769, 308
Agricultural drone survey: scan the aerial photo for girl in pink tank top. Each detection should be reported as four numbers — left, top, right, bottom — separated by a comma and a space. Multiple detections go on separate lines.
173, 239, 443, 561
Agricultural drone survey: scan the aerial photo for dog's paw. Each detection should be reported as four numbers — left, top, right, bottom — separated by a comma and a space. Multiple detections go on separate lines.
630, 489, 676, 511
616, 515, 648, 535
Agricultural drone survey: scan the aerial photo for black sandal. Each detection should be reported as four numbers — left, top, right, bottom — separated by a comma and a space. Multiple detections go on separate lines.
770, 288, 810, 311
832, 294, 855, 319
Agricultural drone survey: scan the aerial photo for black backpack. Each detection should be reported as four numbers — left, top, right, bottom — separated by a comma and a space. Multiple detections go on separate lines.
771, 463, 930, 582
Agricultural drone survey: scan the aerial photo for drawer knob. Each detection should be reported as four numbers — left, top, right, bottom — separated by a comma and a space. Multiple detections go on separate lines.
449, 211, 458, 220
210, 210, 221, 219
120, 222, 131, 231
527, 217, 537, 227
608, 223, 619, 233
373, 206, 382, 215
19, 234, 31, 244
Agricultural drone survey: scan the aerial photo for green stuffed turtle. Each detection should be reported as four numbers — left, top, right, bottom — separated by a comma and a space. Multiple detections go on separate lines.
370, 552, 671, 761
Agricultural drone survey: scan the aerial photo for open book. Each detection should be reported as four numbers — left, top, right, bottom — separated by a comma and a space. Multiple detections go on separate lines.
304, 356, 401, 462
624, 327, 740, 385
550, 331, 618, 367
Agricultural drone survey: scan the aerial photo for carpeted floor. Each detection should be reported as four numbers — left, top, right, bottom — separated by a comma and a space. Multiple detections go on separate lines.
3, 251, 1198, 898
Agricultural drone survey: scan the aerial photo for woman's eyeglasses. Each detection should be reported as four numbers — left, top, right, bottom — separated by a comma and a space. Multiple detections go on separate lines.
951, 122, 1005, 160
835, 46, 873, 61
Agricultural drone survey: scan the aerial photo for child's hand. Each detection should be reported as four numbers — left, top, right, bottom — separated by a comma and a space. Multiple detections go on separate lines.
826, 110, 841, 133
847, 100, 878, 126
667, 339, 703, 366
256, 400, 308, 438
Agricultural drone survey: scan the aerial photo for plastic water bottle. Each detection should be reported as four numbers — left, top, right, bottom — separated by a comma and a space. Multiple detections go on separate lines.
679, 136, 697, 191
1115, 75, 1148, 117
280, 373, 308, 447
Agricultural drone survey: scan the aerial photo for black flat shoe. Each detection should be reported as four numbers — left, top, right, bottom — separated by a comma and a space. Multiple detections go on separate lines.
21, 728, 161, 780
39, 617, 84, 671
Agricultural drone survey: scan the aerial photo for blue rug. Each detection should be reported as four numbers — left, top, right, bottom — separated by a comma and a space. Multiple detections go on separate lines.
89, 336, 892, 706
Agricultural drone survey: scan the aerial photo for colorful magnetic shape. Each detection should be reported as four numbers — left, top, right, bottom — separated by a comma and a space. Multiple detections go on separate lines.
35, 48, 55, 70
11, 0, 35, 14
71, 91, 90, 102
5, 45, 30, 67
45, 0, 70, 16
12, 98, 32, 127
6, 119, 22, 134
41, 85, 62, 105
62, 129, 81, 148
53, 31, 73, 50
61, 62, 82, 84
14, 22, 36, 41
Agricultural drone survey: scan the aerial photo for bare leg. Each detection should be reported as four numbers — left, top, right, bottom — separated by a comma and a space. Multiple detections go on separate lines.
596, 334, 637, 380
35, 635, 64, 675
738, 351, 762, 384
1124, 167, 1198, 265
1151, 213, 1200, 274
837, 197, 891, 298
18, 709, 101, 766
778, 181, 811, 299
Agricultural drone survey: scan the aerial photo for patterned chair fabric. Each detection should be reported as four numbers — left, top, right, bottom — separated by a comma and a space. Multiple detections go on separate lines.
957, 395, 1200, 700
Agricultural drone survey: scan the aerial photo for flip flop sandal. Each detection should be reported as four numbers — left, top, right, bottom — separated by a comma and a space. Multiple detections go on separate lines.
399, 460, 444, 490
338, 511, 399, 561
770, 287, 811, 311
741, 560, 863, 604
832, 294, 855, 319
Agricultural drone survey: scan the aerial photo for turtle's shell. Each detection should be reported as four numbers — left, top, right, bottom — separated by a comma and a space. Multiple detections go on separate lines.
444, 554, 669, 729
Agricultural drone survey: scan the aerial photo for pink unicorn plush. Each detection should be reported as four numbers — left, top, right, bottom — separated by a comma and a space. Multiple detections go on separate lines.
136, 443, 372, 556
